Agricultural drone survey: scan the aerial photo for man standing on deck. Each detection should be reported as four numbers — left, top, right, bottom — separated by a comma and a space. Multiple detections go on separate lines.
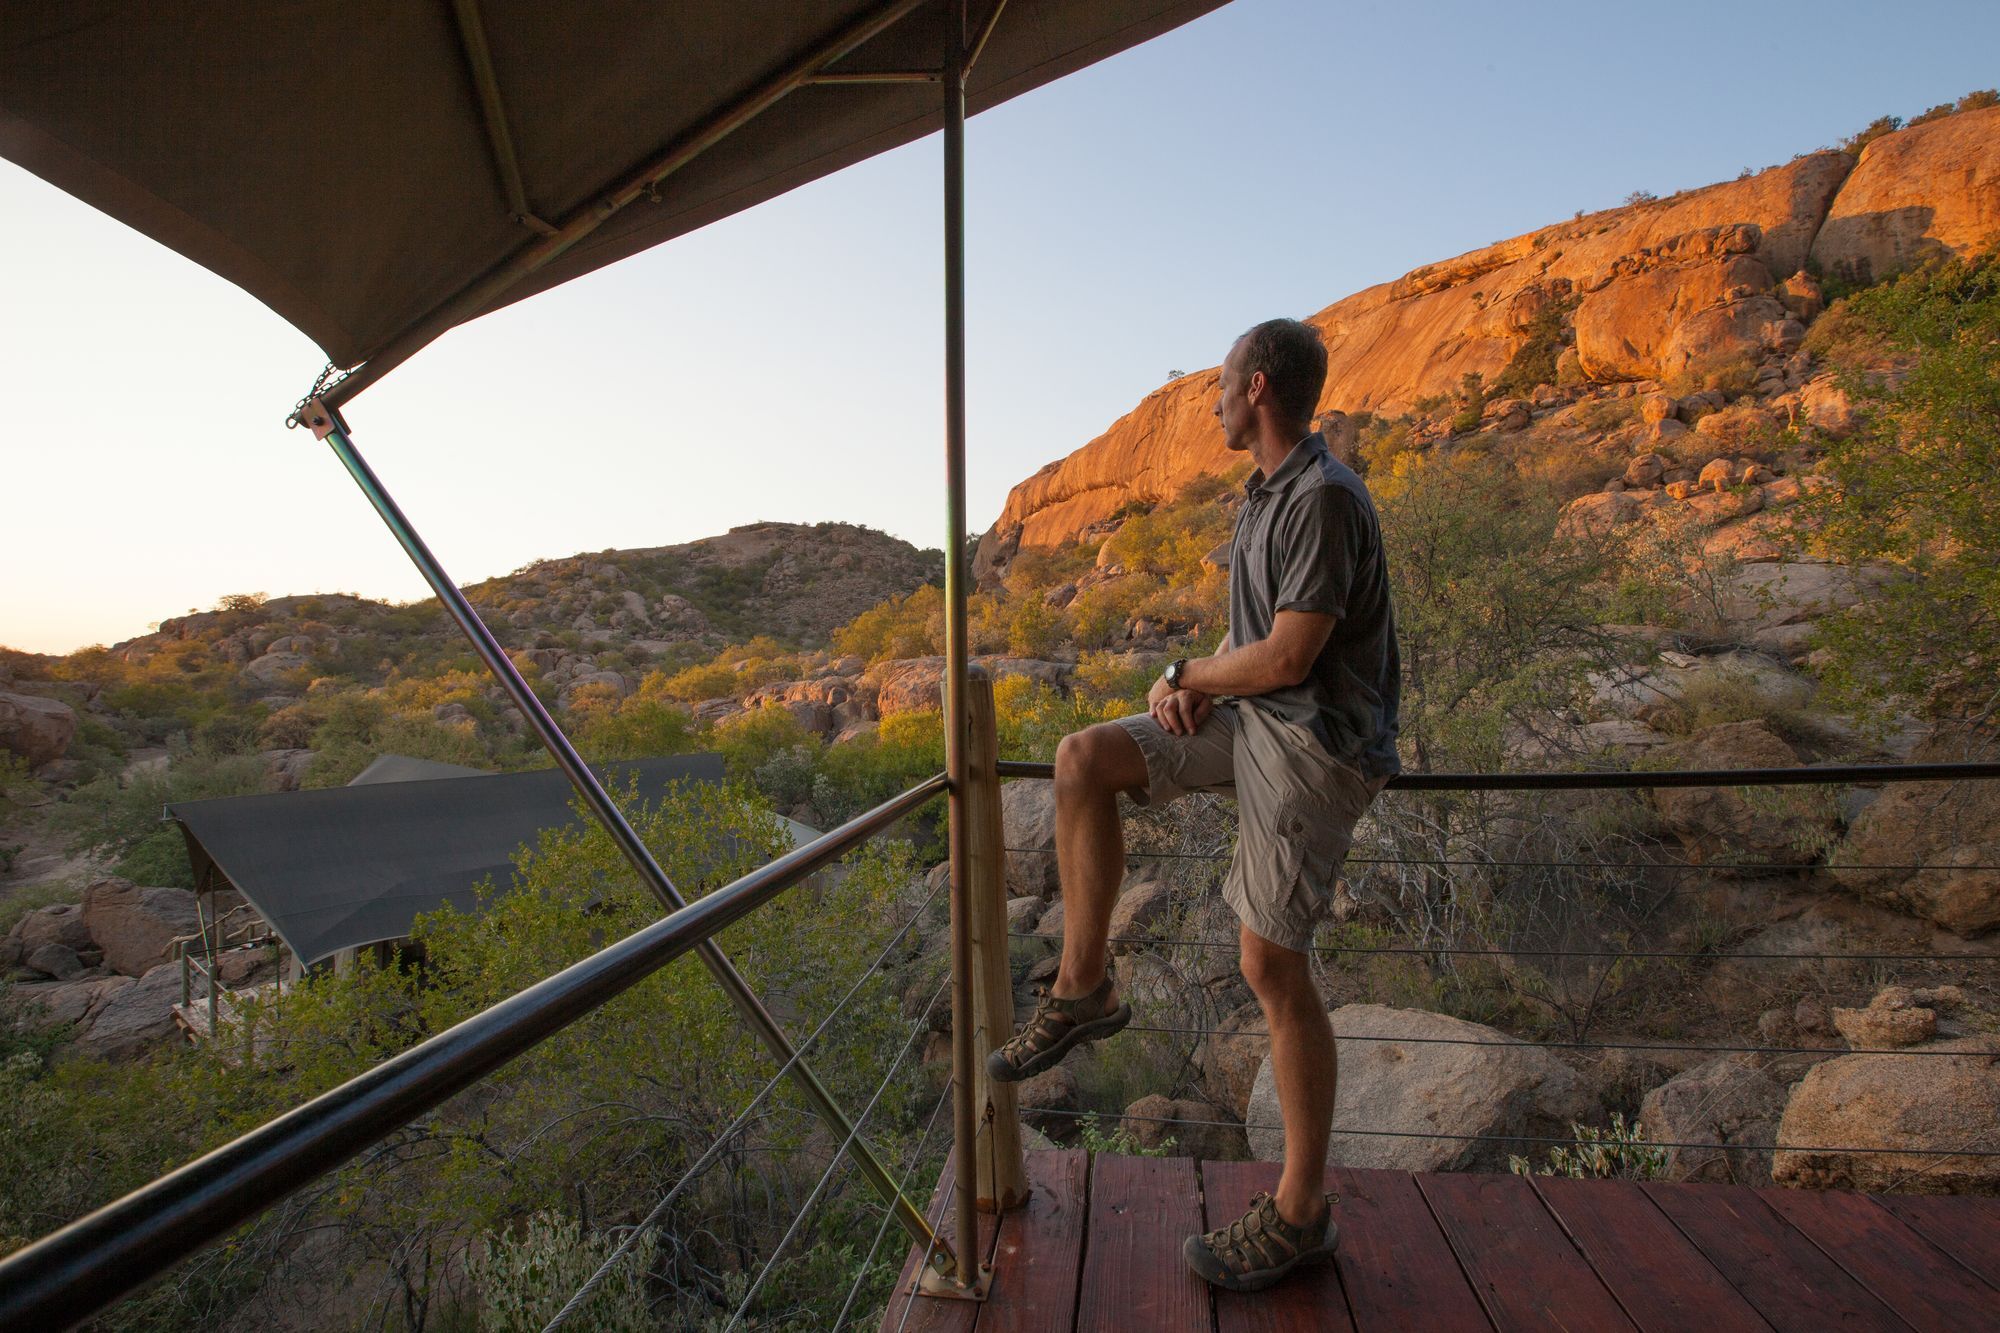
986, 318, 1401, 1293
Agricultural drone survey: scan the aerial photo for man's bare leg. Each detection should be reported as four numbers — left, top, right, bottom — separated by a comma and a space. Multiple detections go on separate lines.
1241, 926, 1336, 1226
1050, 723, 1149, 1000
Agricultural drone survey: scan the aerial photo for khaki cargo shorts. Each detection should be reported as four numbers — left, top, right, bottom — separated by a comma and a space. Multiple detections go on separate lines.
1113, 700, 1383, 954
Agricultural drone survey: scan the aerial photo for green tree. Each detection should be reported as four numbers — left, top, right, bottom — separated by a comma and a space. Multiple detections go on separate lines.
1806, 250, 2000, 719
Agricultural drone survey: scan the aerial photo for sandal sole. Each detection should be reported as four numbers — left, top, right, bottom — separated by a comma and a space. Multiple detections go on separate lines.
985, 1003, 1131, 1083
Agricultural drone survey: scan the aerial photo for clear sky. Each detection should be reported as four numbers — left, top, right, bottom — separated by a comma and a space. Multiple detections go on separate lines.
3, 0, 1995, 655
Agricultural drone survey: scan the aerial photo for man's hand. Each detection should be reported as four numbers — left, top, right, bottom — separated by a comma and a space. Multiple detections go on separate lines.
1147, 674, 1212, 736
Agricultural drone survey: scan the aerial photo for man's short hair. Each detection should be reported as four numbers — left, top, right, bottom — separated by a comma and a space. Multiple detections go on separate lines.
1237, 319, 1328, 426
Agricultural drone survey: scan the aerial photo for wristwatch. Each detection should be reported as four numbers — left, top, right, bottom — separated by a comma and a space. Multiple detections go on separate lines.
1164, 657, 1188, 690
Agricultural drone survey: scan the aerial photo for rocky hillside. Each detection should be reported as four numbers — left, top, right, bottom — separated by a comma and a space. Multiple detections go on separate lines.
977, 102, 2000, 572
107, 520, 936, 680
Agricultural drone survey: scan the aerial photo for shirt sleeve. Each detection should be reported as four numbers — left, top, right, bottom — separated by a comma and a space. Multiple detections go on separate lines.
1273, 487, 1358, 620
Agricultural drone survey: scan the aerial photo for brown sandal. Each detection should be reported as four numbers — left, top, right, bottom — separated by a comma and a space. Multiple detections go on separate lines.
1183, 1191, 1340, 1292
985, 976, 1130, 1083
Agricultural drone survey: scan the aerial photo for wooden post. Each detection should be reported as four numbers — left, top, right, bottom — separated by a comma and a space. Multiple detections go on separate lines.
965, 668, 1029, 1211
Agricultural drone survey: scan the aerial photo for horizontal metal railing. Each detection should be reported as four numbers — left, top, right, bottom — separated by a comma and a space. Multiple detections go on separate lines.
0, 772, 949, 1333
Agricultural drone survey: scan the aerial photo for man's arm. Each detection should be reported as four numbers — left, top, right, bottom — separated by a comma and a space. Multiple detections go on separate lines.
1147, 611, 1334, 734
1182, 611, 1333, 695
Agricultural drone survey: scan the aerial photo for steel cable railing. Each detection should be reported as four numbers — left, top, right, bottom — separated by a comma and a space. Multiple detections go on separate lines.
541, 871, 952, 1331
1114, 1022, 1988, 1060
1026, 1107, 2000, 1159
1004, 845, 2000, 874
995, 758, 2000, 789
722, 974, 952, 1330
1010, 928, 2000, 965
831, 1078, 957, 1329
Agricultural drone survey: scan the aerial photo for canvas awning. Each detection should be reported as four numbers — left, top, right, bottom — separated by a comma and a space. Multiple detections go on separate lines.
167, 754, 735, 965
0, 0, 1223, 399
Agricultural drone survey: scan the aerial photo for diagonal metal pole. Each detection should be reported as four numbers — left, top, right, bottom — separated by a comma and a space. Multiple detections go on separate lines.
294, 401, 952, 1278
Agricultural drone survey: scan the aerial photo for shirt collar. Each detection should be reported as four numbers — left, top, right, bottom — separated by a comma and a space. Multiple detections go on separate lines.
1244, 432, 1326, 498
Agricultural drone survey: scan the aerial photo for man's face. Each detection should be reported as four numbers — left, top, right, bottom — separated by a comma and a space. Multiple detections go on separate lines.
1214, 339, 1255, 452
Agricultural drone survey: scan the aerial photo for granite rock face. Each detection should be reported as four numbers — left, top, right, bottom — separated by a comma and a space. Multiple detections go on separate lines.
980, 112, 1999, 571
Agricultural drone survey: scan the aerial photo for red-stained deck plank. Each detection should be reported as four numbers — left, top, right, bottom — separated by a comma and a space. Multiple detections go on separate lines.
1870, 1193, 2000, 1292
1324, 1167, 1491, 1333
881, 1149, 1000, 1333
1530, 1176, 1769, 1333
1643, 1181, 1904, 1332
1419, 1172, 1636, 1331
976, 1149, 1089, 1333
1758, 1187, 1998, 1330
1074, 1154, 1211, 1333
1200, 1160, 1357, 1333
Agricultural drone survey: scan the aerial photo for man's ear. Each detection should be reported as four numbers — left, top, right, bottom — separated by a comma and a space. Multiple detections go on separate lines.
1245, 370, 1268, 408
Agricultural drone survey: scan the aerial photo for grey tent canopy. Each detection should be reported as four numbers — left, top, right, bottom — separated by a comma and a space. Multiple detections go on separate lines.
0, 0, 1223, 400
168, 754, 727, 966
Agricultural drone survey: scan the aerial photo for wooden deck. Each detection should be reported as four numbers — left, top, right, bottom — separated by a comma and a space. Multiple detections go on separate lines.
881, 1151, 2000, 1332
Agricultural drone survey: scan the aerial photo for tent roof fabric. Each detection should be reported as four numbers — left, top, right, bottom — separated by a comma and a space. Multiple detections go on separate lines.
347, 753, 488, 786
0, 1, 1224, 391
168, 755, 725, 965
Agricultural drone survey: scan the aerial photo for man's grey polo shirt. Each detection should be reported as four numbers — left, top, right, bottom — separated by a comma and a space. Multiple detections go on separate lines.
1226, 432, 1402, 779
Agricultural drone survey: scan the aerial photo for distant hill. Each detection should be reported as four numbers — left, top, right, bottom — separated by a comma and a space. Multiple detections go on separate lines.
104, 521, 939, 685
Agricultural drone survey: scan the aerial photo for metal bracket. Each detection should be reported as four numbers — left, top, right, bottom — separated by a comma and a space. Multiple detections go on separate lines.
297, 398, 346, 441
916, 1261, 991, 1302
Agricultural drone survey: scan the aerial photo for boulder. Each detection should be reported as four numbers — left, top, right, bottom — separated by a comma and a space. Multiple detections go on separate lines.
1002, 780, 1061, 898
1199, 1001, 1271, 1119
1701, 913, 1848, 1010
24, 943, 85, 980
1107, 879, 1174, 953
743, 677, 868, 737
1798, 375, 1861, 438
1697, 457, 1739, 491
1005, 896, 1045, 933
1833, 730, 2000, 936
1652, 722, 1838, 870
260, 747, 317, 792
1775, 270, 1825, 322
1715, 560, 1895, 635
10, 974, 131, 1035
242, 651, 310, 687
1640, 393, 1678, 424
869, 656, 1071, 717
1772, 1034, 2000, 1193
1556, 490, 1644, 540
71, 962, 185, 1062
0, 691, 77, 767
10, 901, 94, 957
1246, 1004, 1588, 1172
1120, 1095, 1247, 1161
1811, 105, 2000, 287
1639, 1055, 1788, 1184
82, 878, 200, 977
1016, 1065, 1080, 1132
1832, 987, 1938, 1049
1622, 454, 1667, 488
1030, 897, 1066, 943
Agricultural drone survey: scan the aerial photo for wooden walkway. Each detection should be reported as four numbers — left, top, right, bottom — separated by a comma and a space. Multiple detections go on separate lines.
881, 1151, 2000, 1332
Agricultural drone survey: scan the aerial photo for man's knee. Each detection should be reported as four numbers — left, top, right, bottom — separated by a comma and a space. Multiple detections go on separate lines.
1055, 724, 1142, 793
1240, 928, 1313, 1004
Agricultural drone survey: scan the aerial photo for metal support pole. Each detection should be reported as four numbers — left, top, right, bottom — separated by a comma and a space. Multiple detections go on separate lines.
294, 403, 950, 1278
933, 0, 988, 1302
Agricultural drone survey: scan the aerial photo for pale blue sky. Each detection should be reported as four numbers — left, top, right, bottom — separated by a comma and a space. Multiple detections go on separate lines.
4, 0, 1995, 654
